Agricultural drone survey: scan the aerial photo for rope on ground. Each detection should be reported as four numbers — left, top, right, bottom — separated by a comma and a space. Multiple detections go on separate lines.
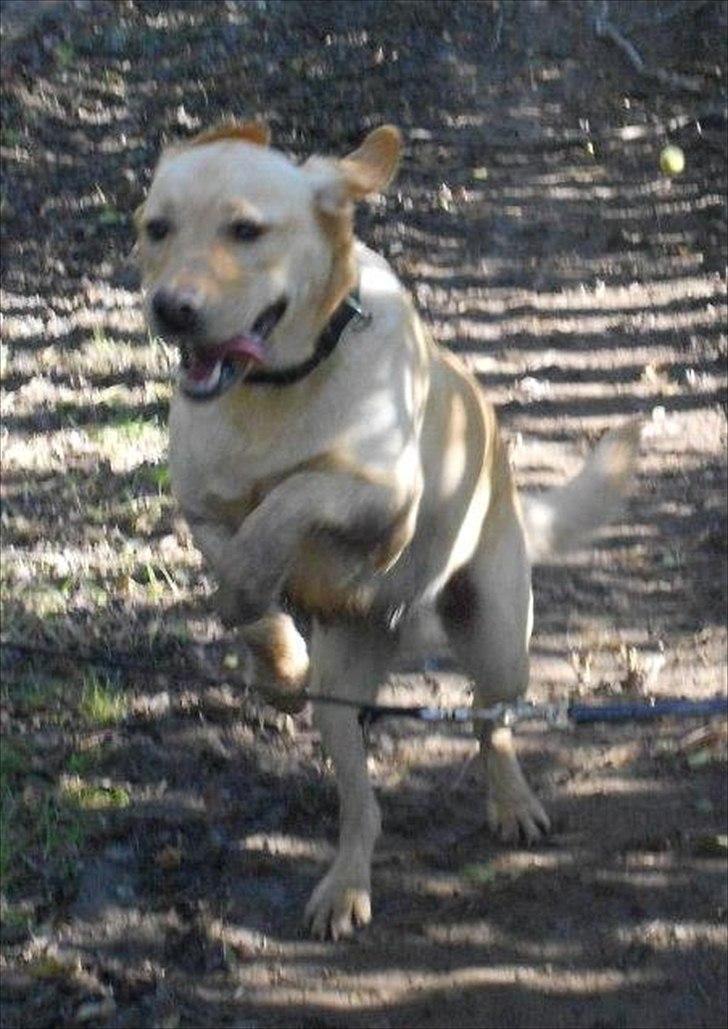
2, 638, 726, 731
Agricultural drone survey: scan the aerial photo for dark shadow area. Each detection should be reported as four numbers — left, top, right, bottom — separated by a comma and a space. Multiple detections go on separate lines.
18, 674, 723, 1029
2, 396, 169, 435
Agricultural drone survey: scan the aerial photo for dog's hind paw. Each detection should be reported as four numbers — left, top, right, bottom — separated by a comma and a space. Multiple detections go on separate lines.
486, 788, 550, 844
484, 727, 550, 844
304, 870, 371, 940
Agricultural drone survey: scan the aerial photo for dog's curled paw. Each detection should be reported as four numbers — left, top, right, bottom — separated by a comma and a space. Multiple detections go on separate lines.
304, 868, 371, 940
241, 612, 309, 714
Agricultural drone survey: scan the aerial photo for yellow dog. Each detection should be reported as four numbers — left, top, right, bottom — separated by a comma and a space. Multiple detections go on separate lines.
137, 122, 640, 938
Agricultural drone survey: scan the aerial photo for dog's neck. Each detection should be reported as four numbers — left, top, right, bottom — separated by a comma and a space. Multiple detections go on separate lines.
319, 238, 358, 325
266, 238, 358, 371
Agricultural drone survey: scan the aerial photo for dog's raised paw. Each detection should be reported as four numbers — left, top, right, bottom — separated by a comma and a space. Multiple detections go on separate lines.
214, 582, 269, 628
304, 871, 371, 940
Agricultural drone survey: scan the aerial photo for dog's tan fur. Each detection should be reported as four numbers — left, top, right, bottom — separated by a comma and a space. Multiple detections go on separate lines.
137, 123, 640, 939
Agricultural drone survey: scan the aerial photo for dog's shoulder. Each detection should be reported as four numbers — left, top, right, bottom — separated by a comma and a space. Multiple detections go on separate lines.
355, 241, 431, 366
356, 242, 409, 319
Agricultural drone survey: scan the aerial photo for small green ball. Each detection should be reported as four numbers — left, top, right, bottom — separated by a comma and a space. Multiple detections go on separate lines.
660, 145, 685, 176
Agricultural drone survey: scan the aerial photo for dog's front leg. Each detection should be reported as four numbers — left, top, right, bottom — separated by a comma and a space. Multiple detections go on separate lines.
216, 471, 405, 626
185, 514, 249, 627
186, 516, 309, 710
303, 621, 396, 939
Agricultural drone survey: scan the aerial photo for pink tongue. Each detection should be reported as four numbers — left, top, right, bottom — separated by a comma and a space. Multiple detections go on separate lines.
219, 334, 267, 364
187, 334, 267, 382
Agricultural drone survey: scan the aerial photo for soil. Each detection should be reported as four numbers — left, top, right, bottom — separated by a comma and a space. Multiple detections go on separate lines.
1, 2, 726, 1027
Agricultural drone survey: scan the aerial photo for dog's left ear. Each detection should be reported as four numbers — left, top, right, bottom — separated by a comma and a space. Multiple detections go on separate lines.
307, 126, 402, 215
340, 125, 402, 199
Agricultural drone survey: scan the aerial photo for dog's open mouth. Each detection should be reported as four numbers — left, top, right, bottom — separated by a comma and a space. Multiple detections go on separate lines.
179, 298, 287, 400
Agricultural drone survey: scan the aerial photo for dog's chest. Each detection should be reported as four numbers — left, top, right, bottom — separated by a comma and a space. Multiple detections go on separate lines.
168, 398, 276, 526
167, 386, 366, 527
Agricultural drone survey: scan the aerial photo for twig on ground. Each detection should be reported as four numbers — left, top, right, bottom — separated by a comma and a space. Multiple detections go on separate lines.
594, 0, 706, 93
489, 0, 505, 53
626, 0, 713, 29
441, 104, 725, 152
447, 750, 479, 794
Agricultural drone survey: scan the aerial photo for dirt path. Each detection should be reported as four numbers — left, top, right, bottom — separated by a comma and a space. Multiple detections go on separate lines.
1, 3, 726, 1027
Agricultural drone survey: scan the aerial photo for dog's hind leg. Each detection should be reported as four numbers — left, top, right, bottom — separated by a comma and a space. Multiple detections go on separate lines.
438, 491, 549, 843
304, 620, 396, 939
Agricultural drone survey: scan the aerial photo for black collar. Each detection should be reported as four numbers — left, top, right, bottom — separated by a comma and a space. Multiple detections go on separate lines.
245, 290, 368, 387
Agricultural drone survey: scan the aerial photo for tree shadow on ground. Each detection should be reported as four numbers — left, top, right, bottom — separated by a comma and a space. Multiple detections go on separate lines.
56, 690, 727, 1028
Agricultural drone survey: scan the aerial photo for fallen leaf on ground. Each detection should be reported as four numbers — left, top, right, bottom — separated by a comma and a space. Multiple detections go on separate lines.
154, 845, 182, 870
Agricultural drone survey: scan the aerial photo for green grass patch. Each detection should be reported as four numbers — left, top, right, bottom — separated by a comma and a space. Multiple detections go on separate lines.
136, 461, 171, 492
61, 777, 130, 811
0, 738, 32, 783
129, 559, 179, 599
90, 325, 116, 353
87, 415, 167, 472
88, 415, 157, 446
65, 747, 102, 777
0, 731, 126, 908
0, 783, 87, 899
96, 206, 126, 227
0, 897, 33, 945
0, 745, 127, 905
0, 125, 21, 148
3, 673, 70, 720
78, 672, 127, 726
461, 862, 498, 886
54, 41, 76, 68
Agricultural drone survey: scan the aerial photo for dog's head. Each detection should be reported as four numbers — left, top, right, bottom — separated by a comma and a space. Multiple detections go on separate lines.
136, 122, 402, 400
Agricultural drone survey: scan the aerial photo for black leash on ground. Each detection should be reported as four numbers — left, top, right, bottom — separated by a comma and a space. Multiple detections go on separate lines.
1, 639, 726, 730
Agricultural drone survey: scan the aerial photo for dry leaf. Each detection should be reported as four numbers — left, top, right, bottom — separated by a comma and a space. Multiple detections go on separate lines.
155, 845, 182, 870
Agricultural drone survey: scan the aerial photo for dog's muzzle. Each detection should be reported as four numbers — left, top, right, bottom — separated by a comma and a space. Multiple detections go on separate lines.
176, 298, 288, 401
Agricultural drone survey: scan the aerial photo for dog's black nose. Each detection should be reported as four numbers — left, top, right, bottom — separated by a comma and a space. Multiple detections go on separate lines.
152, 288, 202, 335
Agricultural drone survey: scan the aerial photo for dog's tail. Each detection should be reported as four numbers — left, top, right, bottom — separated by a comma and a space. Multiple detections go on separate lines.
521, 419, 643, 564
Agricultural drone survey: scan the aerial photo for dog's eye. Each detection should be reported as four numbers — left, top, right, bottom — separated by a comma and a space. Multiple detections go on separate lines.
145, 218, 171, 242
228, 219, 265, 243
